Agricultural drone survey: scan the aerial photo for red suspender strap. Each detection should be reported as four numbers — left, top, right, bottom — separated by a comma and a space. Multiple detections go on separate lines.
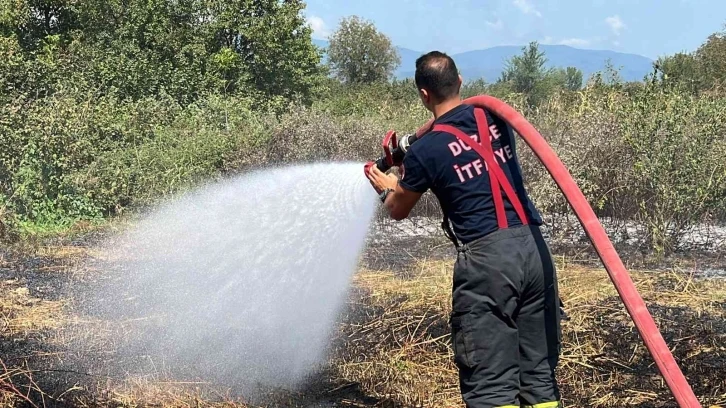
473, 108, 530, 227
432, 108, 529, 228
432, 122, 508, 229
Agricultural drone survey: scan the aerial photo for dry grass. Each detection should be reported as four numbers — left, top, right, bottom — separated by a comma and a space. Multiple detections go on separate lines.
0, 281, 65, 335
333, 257, 726, 408
0, 241, 379, 408
1, 275, 67, 407
335, 261, 458, 407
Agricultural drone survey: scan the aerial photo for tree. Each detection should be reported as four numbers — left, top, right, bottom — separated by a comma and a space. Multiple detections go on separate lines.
327, 15, 401, 84
564, 67, 583, 91
655, 52, 703, 93
0, 0, 325, 103
547, 67, 584, 92
497, 43, 584, 105
695, 27, 726, 90
500, 42, 546, 93
651, 26, 726, 94
0, 0, 80, 49
498, 41, 549, 106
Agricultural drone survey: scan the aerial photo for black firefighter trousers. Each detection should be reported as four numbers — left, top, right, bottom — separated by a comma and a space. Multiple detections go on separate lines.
450, 225, 562, 408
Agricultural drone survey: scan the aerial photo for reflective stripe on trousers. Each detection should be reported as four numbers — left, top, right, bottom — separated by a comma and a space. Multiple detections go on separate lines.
525, 402, 561, 408
496, 402, 560, 408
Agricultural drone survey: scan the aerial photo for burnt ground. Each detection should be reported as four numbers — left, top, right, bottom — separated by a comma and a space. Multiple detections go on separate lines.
335, 261, 726, 407
0, 251, 375, 408
1, 222, 725, 407
367, 216, 726, 277
0, 228, 393, 408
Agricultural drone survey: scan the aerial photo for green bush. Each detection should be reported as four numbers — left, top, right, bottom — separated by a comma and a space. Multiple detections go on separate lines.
2, 72, 724, 255
0, 92, 271, 234
620, 85, 726, 252
521, 82, 726, 253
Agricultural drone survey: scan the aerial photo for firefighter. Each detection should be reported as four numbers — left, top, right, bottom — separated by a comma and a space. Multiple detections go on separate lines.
365, 51, 563, 408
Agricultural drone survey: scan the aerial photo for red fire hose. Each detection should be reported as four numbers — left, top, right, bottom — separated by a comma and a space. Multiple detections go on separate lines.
414, 95, 701, 408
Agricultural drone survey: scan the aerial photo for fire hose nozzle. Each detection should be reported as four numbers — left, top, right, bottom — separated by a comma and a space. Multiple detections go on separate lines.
363, 161, 376, 176
364, 131, 419, 176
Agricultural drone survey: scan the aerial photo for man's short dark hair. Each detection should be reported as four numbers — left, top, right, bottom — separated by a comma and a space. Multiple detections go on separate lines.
415, 51, 460, 100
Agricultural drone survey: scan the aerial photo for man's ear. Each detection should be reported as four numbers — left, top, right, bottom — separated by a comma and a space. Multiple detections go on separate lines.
457, 74, 464, 91
419, 88, 430, 104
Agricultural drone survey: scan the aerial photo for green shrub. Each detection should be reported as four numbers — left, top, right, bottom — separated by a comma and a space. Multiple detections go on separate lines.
619, 85, 726, 252
1, 61, 724, 255
521, 82, 726, 253
0, 92, 270, 233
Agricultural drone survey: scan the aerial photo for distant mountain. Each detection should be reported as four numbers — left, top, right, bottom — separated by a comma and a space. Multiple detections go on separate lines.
312, 40, 654, 83
433, 45, 655, 83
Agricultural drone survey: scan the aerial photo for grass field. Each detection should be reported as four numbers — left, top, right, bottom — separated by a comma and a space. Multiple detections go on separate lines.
1, 227, 725, 408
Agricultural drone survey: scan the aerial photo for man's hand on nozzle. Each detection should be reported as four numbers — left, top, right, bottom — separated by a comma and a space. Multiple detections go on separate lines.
366, 166, 398, 194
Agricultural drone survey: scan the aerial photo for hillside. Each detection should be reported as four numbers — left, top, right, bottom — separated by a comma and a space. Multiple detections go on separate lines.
313, 40, 654, 83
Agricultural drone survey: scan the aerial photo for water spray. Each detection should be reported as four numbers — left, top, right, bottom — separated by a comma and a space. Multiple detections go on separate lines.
367, 95, 701, 408
86, 163, 378, 400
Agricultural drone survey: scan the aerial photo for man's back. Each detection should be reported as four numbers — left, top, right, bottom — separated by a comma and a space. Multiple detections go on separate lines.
399, 103, 542, 244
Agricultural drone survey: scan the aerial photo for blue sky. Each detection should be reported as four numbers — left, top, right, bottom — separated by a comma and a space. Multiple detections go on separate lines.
304, 0, 726, 60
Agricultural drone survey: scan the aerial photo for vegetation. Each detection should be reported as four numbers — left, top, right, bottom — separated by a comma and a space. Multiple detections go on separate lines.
0, 0, 324, 238
496, 41, 585, 106
326, 15, 401, 84
522, 77, 726, 254
0, 2, 725, 255
656, 26, 726, 93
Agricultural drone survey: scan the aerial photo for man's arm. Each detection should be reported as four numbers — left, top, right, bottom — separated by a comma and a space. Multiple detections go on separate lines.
366, 166, 423, 221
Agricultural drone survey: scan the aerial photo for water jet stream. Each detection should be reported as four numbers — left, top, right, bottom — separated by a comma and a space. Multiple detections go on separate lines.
87, 162, 378, 398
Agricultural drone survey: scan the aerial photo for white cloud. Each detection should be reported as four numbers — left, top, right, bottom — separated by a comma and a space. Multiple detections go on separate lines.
540, 36, 593, 47
307, 15, 330, 39
605, 15, 626, 36
559, 38, 591, 47
485, 19, 504, 30
513, 0, 542, 18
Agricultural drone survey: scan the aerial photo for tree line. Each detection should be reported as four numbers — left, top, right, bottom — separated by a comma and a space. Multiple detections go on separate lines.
0, 0, 325, 105
4, 1, 724, 109
326, 16, 726, 104
325, 16, 583, 107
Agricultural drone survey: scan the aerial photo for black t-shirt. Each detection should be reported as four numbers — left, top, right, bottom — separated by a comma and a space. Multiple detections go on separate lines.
399, 104, 542, 244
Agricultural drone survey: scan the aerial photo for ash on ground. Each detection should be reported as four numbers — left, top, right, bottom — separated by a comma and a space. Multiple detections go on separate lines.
363, 214, 726, 279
